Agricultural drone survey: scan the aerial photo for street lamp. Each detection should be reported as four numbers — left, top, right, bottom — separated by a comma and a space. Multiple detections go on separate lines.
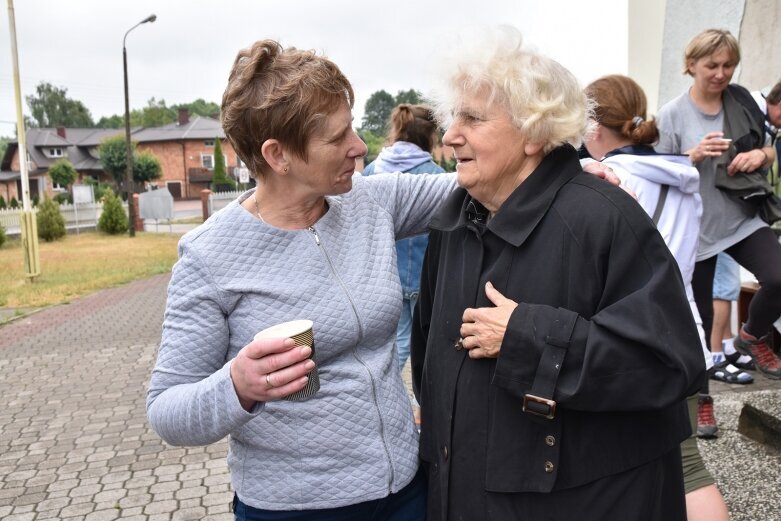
123, 13, 156, 237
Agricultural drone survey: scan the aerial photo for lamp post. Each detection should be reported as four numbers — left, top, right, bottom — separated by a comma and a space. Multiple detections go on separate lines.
123, 13, 156, 237
7, 0, 39, 279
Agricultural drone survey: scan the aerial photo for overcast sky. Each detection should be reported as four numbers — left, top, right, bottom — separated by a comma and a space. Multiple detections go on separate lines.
0, 0, 628, 137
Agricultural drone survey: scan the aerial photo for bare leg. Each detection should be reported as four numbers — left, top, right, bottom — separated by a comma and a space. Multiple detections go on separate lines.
686, 484, 730, 521
710, 299, 732, 355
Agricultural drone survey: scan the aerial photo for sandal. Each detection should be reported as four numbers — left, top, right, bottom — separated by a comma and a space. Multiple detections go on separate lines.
709, 360, 754, 384
726, 350, 756, 371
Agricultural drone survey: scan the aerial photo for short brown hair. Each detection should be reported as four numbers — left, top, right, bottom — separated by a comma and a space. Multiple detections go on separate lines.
585, 75, 659, 146
220, 40, 354, 177
766, 79, 781, 105
682, 29, 740, 75
387, 104, 439, 153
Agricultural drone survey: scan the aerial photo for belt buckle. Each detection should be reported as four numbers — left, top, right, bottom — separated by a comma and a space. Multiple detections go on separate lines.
522, 394, 556, 419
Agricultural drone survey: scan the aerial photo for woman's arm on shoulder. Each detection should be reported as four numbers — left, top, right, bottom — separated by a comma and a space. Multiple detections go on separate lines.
363, 171, 457, 239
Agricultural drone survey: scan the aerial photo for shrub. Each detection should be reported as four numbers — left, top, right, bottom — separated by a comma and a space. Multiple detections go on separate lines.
0, 222, 5, 248
53, 192, 72, 205
10, 197, 19, 209
0, 195, 6, 209
36, 196, 66, 242
98, 188, 128, 234
32, 195, 39, 207
84, 177, 112, 201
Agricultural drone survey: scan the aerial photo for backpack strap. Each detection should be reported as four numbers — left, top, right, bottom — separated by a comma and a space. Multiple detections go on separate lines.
652, 185, 670, 225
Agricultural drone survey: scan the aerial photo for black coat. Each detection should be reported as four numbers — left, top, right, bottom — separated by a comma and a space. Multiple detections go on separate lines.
411, 145, 705, 521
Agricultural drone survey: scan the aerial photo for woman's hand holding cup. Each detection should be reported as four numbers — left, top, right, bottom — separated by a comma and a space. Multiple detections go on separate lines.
688, 131, 730, 164
230, 336, 315, 410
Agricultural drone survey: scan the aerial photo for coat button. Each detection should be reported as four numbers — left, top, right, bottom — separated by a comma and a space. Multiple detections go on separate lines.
544, 461, 555, 473
545, 435, 556, 446
442, 445, 449, 461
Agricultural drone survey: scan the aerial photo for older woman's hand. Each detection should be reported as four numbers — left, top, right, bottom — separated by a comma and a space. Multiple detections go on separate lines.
230, 337, 316, 410
460, 282, 518, 359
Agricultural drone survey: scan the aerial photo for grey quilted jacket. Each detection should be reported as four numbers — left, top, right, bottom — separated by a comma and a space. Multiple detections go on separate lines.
146, 172, 455, 510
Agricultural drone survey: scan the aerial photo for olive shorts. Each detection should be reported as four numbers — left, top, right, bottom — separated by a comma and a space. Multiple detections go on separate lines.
681, 394, 716, 494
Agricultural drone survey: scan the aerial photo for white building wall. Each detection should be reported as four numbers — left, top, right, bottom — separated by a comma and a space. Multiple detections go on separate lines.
738, 0, 781, 91
658, 0, 745, 109
628, 0, 666, 116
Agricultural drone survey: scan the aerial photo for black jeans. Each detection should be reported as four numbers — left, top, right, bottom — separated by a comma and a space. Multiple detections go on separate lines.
693, 226, 781, 350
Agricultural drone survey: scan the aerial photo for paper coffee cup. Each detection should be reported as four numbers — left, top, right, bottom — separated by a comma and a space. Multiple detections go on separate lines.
254, 319, 319, 401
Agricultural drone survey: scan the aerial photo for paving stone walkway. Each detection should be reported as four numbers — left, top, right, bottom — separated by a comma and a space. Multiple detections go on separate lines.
0, 272, 779, 520
0, 274, 232, 521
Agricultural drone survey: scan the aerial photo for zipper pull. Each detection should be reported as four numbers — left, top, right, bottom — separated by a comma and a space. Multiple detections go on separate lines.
308, 226, 320, 245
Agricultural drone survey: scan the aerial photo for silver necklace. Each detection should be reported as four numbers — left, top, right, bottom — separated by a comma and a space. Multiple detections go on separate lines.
253, 192, 266, 224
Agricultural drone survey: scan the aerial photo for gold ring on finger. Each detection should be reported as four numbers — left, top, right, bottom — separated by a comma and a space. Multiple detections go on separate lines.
266, 374, 275, 388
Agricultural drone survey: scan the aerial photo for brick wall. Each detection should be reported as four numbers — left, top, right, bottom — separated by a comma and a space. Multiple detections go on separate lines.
138, 139, 239, 199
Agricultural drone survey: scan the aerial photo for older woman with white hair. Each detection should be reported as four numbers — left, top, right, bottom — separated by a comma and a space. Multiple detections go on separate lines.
410, 27, 705, 520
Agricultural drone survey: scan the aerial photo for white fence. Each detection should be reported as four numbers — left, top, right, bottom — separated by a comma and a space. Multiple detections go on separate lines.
0, 202, 125, 235
207, 191, 243, 216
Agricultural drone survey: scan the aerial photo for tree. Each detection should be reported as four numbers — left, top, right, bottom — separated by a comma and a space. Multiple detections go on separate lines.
361, 90, 395, 135
0, 136, 10, 160
97, 98, 222, 129
48, 159, 78, 189
36, 197, 66, 242
357, 129, 385, 164
25, 81, 94, 128
95, 114, 124, 128
134, 151, 162, 183
210, 139, 236, 191
98, 136, 163, 188
175, 98, 221, 118
99, 135, 130, 187
394, 89, 422, 105
131, 98, 176, 128
98, 188, 128, 234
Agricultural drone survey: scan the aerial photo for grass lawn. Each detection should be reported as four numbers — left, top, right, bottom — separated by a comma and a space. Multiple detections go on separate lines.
0, 232, 182, 309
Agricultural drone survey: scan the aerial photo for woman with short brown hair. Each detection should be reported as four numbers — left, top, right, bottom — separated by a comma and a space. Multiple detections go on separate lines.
148, 39, 455, 520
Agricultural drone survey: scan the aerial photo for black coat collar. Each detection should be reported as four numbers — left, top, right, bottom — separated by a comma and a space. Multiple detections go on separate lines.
431, 144, 583, 247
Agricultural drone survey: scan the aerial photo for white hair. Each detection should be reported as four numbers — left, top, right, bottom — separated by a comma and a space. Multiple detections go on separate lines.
429, 25, 592, 153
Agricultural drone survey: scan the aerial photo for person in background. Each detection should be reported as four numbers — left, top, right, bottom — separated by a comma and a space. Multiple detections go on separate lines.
363, 104, 445, 374
710, 252, 756, 382
656, 29, 781, 440
750, 79, 781, 197
412, 27, 704, 521
584, 73, 729, 521
147, 39, 456, 521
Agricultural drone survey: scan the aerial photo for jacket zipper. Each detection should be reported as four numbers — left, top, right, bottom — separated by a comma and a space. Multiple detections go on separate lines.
308, 226, 396, 489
